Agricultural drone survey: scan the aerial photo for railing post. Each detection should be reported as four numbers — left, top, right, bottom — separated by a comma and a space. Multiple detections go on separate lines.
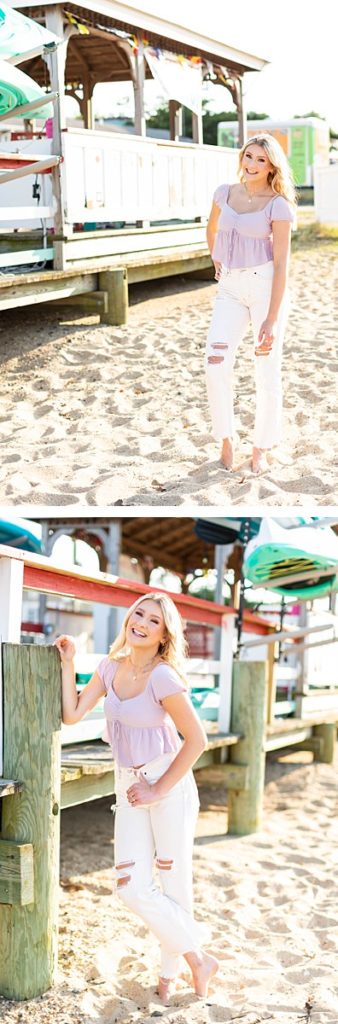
228, 661, 267, 835
0, 645, 62, 999
218, 614, 235, 733
0, 551, 24, 776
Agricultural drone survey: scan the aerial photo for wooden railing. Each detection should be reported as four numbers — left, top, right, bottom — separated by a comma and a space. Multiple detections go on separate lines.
0, 129, 238, 271
0, 542, 272, 775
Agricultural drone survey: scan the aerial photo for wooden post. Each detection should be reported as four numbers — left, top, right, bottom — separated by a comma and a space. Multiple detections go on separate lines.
295, 603, 309, 718
82, 77, 94, 130
312, 722, 337, 764
0, 644, 62, 1000
0, 554, 24, 644
236, 76, 246, 147
228, 661, 267, 835
133, 41, 146, 137
44, 5, 69, 269
169, 100, 182, 141
0, 550, 24, 776
218, 614, 235, 734
266, 638, 277, 725
99, 268, 128, 325
192, 109, 203, 144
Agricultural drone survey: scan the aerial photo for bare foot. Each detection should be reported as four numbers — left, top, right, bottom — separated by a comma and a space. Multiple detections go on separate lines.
252, 446, 270, 475
157, 976, 176, 1003
221, 437, 233, 470
183, 951, 219, 998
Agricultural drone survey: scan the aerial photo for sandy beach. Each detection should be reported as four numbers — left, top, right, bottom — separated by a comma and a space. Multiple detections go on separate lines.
0, 231, 337, 507
1, 745, 337, 1024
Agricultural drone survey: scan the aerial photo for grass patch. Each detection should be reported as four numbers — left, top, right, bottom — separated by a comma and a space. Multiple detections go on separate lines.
291, 220, 338, 252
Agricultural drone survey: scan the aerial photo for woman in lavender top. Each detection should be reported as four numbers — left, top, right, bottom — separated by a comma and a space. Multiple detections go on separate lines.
55, 593, 218, 1004
206, 133, 296, 474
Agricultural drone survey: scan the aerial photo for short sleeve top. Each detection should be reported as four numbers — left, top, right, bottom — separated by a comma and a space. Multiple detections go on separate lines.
212, 183, 294, 270
97, 657, 186, 767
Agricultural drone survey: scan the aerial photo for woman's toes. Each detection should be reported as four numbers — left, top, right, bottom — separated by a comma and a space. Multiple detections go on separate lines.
252, 449, 269, 475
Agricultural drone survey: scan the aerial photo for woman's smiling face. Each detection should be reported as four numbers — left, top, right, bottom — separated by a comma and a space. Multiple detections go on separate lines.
241, 143, 274, 186
126, 600, 166, 651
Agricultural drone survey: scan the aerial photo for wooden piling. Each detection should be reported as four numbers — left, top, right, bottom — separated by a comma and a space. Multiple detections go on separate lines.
99, 267, 128, 325
227, 661, 267, 835
312, 722, 337, 764
0, 644, 62, 1000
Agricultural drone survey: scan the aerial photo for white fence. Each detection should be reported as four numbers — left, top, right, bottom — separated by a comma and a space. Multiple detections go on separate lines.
0, 129, 238, 242
314, 163, 338, 225
61, 128, 238, 227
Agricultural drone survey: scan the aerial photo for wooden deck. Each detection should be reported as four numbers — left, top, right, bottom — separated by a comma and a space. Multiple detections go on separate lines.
59, 728, 242, 808
0, 222, 212, 323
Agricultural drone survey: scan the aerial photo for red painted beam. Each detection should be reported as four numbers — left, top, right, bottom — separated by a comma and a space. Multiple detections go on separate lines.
23, 564, 234, 627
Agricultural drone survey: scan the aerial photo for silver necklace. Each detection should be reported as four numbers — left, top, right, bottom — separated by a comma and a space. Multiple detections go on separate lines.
129, 653, 158, 682
243, 182, 272, 204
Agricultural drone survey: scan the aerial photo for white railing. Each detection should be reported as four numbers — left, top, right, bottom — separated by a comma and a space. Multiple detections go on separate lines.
61, 128, 238, 227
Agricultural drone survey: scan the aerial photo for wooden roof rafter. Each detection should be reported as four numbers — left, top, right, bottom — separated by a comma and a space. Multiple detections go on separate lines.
15, 1, 265, 84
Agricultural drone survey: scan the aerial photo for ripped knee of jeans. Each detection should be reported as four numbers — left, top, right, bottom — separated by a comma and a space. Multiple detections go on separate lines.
207, 342, 228, 364
115, 860, 135, 889
155, 858, 174, 871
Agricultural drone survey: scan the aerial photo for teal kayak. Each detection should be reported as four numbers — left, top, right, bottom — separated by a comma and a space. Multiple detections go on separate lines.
244, 519, 338, 599
0, 517, 42, 554
0, 58, 54, 118
0, 2, 60, 63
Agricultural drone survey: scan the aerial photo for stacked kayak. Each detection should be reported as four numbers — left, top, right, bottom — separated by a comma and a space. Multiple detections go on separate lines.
0, 2, 58, 63
0, 517, 41, 553
244, 518, 338, 600
0, 58, 54, 118
0, 1, 60, 120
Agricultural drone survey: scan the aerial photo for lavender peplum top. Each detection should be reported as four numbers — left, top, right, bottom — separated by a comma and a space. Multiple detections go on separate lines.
97, 657, 186, 767
212, 183, 294, 270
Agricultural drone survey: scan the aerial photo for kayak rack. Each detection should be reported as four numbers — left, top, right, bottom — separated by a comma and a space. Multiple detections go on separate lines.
249, 562, 338, 590
0, 153, 62, 185
0, 90, 59, 122
239, 621, 335, 649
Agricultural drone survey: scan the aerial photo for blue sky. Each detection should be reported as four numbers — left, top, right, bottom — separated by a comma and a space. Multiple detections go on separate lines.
89, 0, 338, 129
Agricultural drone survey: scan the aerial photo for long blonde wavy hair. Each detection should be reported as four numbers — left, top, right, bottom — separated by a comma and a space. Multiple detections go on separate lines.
108, 592, 189, 685
238, 133, 297, 206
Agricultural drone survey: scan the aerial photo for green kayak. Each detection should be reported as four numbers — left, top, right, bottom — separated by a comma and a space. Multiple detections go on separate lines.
244, 519, 338, 599
0, 58, 54, 119
0, 2, 60, 63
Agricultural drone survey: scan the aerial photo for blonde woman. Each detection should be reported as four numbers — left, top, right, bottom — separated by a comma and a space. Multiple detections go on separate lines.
206, 133, 296, 474
55, 593, 218, 1003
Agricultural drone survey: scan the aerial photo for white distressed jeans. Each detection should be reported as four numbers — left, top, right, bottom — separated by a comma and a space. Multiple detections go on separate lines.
114, 751, 204, 979
205, 261, 289, 447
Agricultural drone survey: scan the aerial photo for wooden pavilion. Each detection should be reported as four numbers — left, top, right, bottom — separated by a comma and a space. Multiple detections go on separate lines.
14, 1, 268, 141
0, 2, 269, 319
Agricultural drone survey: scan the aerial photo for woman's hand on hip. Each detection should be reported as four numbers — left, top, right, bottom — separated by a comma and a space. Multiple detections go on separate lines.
255, 317, 277, 356
213, 260, 222, 281
54, 634, 76, 662
127, 777, 158, 806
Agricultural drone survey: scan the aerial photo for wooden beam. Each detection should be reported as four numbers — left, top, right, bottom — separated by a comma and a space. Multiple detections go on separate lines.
0, 841, 34, 907
0, 644, 62, 1000
0, 780, 23, 797
0, 272, 97, 312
